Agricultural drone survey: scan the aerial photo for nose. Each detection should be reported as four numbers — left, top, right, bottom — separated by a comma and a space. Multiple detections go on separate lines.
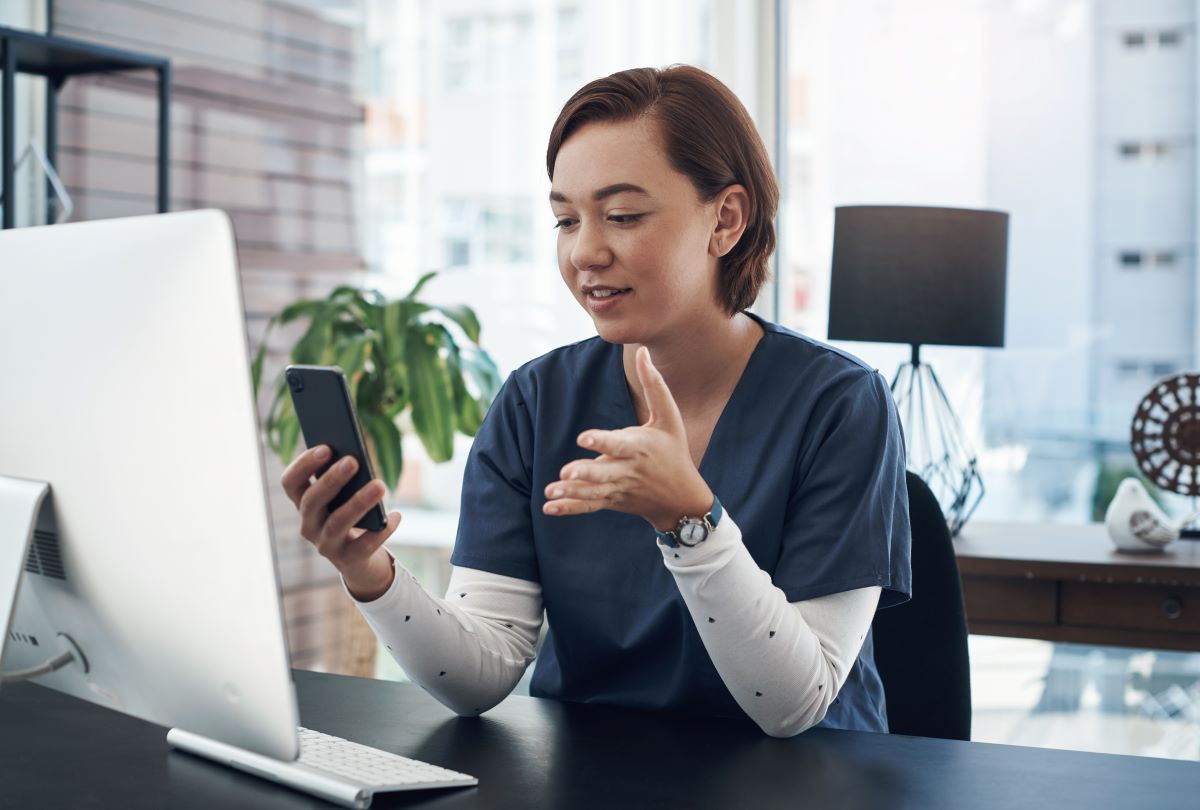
569, 220, 612, 273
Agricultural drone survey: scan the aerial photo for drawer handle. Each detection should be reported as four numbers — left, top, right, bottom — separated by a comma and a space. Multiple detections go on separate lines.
1162, 596, 1184, 620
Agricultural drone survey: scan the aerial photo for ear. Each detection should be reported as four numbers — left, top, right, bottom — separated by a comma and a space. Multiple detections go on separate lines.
708, 184, 750, 258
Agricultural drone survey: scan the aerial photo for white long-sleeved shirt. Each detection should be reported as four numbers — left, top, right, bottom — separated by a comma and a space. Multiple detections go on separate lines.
345, 511, 880, 737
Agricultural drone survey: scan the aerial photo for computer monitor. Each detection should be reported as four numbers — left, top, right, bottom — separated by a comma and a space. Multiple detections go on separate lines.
0, 210, 299, 760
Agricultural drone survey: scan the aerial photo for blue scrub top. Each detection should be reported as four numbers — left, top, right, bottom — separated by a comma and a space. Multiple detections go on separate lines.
450, 310, 912, 732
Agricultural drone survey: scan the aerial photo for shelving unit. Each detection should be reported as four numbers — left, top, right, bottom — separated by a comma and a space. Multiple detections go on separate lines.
0, 25, 170, 228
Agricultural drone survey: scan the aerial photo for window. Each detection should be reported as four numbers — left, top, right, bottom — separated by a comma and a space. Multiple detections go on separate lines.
557, 6, 582, 79
1115, 360, 1142, 378
1118, 250, 1143, 268
363, 0, 738, 514
445, 239, 470, 268
1158, 29, 1182, 47
444, 17, 476, 92
357, 0, 1200, 761
782, 0, 1197, 530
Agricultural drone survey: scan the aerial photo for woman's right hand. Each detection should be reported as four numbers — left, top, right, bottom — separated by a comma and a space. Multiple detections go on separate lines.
281, 444, 403, 601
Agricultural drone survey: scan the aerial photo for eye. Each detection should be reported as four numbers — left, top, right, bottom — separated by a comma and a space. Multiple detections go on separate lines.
608, 214, 644, 225
553, 218, 577, 230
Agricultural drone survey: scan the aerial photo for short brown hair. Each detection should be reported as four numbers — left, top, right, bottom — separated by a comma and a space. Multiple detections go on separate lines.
546, 65, 779, 316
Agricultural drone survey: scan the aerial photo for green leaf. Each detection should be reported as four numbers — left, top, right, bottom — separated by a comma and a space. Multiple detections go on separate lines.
382, 299, 412, 351
444, 343, 483, 435
382, 300, 429, 399
264, 381, 286, 454
432, 304, 482, 344
277, 412, 302, 464
325, 285, 365, 307
458, 347, 503, 403
277, 298, 323, 325
292, 306, 336, 365
405, 323, 456, 462
362, 412, 403, 492
268, 387, 302, 463
335, 333, 372, 399
251, 340, 269, 399
405, 270, 438, 301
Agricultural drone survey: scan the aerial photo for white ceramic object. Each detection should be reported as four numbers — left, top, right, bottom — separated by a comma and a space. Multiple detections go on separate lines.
1104, 478, 1200, 552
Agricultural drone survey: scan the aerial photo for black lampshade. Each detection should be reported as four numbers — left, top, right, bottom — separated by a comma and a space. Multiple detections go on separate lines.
828, 205, 1009, 348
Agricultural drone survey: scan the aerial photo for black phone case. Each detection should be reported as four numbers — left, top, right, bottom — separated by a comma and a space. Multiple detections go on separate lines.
285, 364, 388, 532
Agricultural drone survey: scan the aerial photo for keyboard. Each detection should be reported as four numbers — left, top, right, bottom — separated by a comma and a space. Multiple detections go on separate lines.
167, 725, 478, 809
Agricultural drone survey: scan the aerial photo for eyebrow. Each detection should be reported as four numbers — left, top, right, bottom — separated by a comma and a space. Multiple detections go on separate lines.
549, 183, 650, 203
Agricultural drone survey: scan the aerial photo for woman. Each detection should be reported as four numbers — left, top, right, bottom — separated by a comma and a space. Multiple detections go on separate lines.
281, 66, 911, 737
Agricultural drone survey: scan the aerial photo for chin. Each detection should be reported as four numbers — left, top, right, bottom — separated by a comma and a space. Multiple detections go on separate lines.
589, 318, 642, 346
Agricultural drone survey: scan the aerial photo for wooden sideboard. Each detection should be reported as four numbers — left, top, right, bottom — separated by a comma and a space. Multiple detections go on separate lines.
954, 523, 1200, 652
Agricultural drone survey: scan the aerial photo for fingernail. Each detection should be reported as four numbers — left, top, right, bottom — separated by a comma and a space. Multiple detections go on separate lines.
581, 436, 594, 447
340, 457, 355, 472
551, 487, 564, 498
314, 446, 330, 460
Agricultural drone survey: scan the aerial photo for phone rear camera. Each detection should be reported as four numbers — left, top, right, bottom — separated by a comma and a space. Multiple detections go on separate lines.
286, 370, 304, 392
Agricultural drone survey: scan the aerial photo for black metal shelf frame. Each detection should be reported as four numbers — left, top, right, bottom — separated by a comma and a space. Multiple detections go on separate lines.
0, 25, 170, 228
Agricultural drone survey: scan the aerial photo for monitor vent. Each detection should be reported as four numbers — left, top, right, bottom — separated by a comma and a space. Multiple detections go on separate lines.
24, 529, 66, 580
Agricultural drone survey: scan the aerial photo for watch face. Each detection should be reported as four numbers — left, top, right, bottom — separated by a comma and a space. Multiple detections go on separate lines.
679, 521, 708, 546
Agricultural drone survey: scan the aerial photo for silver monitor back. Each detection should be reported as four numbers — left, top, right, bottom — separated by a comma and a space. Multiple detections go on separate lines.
0, 210, 299, 760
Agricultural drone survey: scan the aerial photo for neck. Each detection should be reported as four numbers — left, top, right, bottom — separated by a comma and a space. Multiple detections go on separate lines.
622, 311, 763, 415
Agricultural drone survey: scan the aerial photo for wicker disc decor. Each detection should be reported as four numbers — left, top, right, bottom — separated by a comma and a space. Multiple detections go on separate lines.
1131, 372, 1200, 498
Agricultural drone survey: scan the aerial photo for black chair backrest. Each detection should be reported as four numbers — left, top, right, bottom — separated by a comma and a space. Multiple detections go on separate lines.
871, 471, 972, 740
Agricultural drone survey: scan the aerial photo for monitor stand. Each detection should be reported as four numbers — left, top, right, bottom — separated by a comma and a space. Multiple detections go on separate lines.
0, 475, 86, 686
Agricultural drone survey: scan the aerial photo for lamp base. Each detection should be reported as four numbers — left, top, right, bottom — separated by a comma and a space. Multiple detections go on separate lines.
891, 357, 983, 537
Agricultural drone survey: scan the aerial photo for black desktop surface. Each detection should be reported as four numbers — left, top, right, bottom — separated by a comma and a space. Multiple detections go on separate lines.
2, 668, 1197, 809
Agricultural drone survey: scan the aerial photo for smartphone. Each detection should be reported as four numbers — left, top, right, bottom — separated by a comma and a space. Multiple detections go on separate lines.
284, 364, 388, 532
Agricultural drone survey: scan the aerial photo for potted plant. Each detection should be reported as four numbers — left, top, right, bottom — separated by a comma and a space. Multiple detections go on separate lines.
251, 271, 502, 493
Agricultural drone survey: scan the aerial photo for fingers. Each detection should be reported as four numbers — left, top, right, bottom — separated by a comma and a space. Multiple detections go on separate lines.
558, 456, 625, 484
331, 510, 403, 565
542, 480, 620, 515
543, 494, 609, 516
634, 346, 683, 431
297, 454, 361, 539
280, 444, 332, 507
576, 428, 637, 458
325, 512, 404, 580
324, 478, 389, 542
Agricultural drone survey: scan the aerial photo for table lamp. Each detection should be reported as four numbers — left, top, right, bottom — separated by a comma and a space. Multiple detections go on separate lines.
828, 205, 1009, 536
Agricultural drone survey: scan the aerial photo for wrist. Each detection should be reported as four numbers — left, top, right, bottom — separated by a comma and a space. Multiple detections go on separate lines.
344, 551, 396, 603
649, 487, 716, 533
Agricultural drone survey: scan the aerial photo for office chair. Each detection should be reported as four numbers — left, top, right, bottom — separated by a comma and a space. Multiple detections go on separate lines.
871, 471, 972, 740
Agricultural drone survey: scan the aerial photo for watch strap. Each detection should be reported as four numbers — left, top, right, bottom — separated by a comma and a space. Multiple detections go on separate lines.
655, 495, 723, 548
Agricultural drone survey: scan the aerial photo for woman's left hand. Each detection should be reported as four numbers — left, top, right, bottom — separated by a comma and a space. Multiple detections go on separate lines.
542, 346, 714, 532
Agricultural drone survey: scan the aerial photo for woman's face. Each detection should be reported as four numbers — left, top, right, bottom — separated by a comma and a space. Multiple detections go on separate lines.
550, 117, 721, 346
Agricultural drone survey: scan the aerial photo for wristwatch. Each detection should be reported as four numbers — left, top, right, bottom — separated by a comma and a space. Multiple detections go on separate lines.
655, 496, 723, 548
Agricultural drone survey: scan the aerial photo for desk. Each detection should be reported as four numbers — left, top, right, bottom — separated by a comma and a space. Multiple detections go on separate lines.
956, 522, 1200, 651
2, 670, 1199, 809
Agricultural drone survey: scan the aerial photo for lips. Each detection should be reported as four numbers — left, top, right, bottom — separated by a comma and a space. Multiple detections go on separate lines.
583, 286, 632, 299
584, 286, 632, 314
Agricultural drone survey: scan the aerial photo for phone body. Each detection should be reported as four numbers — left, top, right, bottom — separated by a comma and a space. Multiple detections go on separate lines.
284, 364, 388, 532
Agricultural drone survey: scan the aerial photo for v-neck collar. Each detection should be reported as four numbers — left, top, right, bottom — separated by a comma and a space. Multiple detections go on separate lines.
605, 310, 772, 475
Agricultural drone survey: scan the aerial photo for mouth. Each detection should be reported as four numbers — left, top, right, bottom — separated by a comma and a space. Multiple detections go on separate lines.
585, 287, 632, 300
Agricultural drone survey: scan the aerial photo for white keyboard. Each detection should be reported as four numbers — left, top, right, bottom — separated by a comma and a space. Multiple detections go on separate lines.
167, 725, 478, 809
296, 726, 476, 787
